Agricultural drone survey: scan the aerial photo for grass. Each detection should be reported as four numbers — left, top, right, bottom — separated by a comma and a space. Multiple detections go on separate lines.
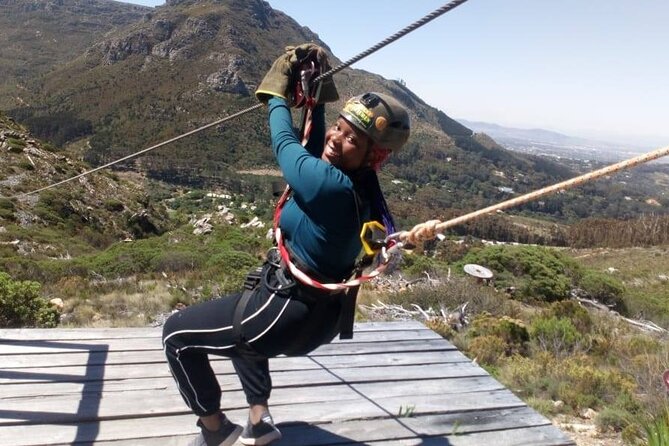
568, 246, 669, 326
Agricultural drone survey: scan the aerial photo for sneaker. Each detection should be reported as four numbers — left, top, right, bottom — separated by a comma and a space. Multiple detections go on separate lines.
239, 412, 282, 445
190, 413, 242, 446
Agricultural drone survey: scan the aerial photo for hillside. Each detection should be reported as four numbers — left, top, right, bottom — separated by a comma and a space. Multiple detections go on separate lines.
0, 0, 150, 109
0, 110, 169, 275
1, 0, 667, 229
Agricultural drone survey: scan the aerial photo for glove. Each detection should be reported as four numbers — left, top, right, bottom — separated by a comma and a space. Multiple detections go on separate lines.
255, 50, 293, 104
285, 44, 339, 104
255, 43, 339, 105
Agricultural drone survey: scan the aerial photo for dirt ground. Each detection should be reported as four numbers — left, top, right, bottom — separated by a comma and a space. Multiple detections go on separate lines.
552, 415, 625, 446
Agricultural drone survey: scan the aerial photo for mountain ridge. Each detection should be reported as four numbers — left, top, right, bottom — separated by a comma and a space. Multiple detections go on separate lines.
1, 0, 667, 225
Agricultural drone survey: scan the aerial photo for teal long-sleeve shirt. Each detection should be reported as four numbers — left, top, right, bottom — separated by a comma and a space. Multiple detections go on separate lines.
268, 97, 369, 281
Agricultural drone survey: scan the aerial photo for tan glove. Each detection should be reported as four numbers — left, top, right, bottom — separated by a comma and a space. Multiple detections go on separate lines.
255, 43, 339, 105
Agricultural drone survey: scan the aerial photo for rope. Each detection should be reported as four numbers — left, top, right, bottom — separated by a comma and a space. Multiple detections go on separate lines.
396, 144, 669, 245
7, 0, 470, 200
312, 0, 470, 84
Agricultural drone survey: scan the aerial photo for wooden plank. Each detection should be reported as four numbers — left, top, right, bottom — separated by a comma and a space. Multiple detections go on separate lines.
0, 359, 486, 386
0, 346, 468, 369
0, 340, 460, 383
0, 375, 508, 425
92, 406, 553, 446
0, 389, 534, 445
0, 361, 488, 399
0, 401, 573, 446
0, 321, 428, 341
0, 349, 471, 383
0, 329, 446, 355
0, 322, 576, 446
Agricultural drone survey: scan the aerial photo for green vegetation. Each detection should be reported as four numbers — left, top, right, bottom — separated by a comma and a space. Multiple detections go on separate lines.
0, 272, 58, 328
380, 243, 669, 442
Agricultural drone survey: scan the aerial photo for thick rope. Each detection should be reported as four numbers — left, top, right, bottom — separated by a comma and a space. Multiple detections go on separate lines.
396, 144, 669, 245
7, 0, 470, 200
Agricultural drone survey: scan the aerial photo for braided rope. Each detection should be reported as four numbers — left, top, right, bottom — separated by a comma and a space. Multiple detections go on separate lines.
397, 144, 669, 245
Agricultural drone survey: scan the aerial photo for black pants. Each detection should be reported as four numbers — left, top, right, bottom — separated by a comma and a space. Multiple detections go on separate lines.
162, 263, 343, 417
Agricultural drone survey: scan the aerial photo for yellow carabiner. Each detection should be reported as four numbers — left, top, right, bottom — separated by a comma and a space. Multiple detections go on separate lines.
360, 221, 387, 256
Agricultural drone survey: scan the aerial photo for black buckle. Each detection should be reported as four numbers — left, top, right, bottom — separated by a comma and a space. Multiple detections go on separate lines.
243, 267, 263, 291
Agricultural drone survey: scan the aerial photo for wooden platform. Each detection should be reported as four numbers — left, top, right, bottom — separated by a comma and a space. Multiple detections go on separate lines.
0, 321, 576, 445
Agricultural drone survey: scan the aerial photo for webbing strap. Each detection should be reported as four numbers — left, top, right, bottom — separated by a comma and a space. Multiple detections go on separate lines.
231, 266, 263, 344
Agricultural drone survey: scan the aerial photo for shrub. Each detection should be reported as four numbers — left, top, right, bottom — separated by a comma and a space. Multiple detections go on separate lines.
500, 354, 636, 412
104, 199, 125, 212
467, 313, 529, 357
7, 137, 26, 152
626, 406, 669, 446
546, 299, 593, 333
578, 270, 625, 310
468, 335, 507, 366
0, 272, 59, 327
530, 316, 583, 357
459, 245, 580, 302
596, 406, 631, 432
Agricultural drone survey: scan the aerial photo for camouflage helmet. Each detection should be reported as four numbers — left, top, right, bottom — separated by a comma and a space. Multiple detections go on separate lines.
339, 92, 410, 152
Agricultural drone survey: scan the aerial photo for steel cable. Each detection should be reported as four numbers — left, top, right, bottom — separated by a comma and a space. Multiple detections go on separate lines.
313, 0, 470, 84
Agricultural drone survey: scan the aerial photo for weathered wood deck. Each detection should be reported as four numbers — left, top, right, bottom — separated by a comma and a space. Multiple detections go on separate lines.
0, 321, 576, 445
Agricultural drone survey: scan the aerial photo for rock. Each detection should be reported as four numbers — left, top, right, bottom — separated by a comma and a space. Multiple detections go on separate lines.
192, 216, 213, 235
553, 400, 565, 410
49, 298, 64, 310
580, 408, 598, 419
241, 216, 264, 229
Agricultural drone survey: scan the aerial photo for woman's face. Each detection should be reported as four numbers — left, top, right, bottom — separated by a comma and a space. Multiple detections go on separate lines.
322, 117, 371, 171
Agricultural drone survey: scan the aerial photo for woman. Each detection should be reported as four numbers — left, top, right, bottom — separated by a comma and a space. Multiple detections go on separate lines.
163, 44, 410, 446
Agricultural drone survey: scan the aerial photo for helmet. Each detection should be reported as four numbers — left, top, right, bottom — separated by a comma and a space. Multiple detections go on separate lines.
339, 92, 410, 152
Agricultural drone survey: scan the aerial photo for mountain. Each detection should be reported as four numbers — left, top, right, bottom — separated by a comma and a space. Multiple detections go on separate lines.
0, 0, 151, 109
458, 119, 656, 164
1, 0, 666, 226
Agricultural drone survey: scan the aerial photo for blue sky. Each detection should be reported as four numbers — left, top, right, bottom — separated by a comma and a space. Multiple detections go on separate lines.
123, 0, 669, 148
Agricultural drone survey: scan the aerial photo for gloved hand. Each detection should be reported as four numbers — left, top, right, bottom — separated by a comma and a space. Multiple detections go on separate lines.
255, 43, 338, 105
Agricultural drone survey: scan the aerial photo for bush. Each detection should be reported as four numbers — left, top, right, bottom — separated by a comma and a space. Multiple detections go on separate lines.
0, 272, 58, 327
578, 270, 625, 310
596, 406, 631, 432
546, 299, 593, 333
468, 335, 507, 366
530, 316, 583, 357
467, 313, 529, 357
500, 354, 636, 412
459, 245, 580, 302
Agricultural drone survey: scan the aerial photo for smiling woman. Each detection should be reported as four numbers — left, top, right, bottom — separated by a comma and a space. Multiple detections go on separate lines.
161, 43, 411, 446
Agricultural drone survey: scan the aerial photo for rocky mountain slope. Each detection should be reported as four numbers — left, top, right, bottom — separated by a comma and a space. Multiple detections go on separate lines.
0, 111, 168, 261
2, 0, 666, 225
0, 0, 151, 109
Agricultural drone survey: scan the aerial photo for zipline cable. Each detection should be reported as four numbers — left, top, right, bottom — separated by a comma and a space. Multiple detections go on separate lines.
394, 144, 669, 245
311, 0, 470, 84
8, 0, 470, 199
7, 103, 263, 199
